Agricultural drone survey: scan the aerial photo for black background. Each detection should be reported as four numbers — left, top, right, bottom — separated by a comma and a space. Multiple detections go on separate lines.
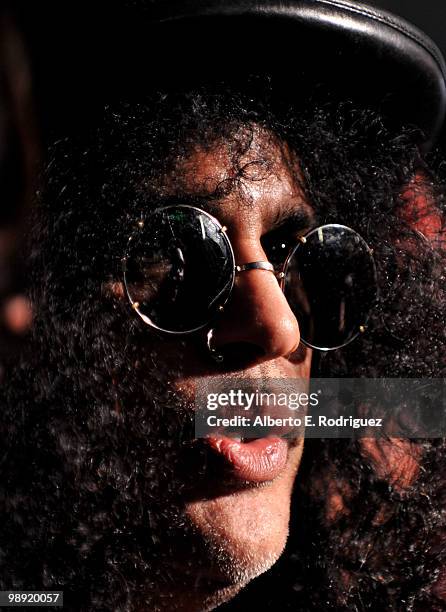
371, 0, 446, 58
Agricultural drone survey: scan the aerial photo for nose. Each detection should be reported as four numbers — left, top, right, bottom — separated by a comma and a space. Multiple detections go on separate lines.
212, 237, 301, 365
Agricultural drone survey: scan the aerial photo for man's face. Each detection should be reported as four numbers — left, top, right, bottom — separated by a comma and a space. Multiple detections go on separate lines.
108, 125, 313, 608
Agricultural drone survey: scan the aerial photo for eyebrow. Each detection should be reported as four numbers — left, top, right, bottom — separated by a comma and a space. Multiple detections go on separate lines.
269, 203, 315, 234
144, 193, 220, 214
142, 193, 315, 233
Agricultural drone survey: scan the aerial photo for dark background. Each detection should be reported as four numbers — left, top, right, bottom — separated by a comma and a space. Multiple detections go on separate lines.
372, 0, 446, 58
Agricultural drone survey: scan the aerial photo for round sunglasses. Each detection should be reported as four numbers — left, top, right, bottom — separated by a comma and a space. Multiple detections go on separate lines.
122, 205, 378, 351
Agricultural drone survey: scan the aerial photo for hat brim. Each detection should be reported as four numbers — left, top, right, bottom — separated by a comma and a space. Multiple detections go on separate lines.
23, 0, 446, 150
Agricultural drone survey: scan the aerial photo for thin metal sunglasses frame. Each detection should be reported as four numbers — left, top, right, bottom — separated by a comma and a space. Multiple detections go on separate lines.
122, 204, 377, 349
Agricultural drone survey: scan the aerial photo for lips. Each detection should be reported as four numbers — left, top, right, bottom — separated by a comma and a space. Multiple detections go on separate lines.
205, 435, 288, 483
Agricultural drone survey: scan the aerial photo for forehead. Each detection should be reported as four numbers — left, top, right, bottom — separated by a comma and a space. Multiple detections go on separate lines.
151, 123, 314, 231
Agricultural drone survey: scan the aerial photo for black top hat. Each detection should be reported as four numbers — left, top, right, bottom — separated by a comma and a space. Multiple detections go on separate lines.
18, 0, 446, 150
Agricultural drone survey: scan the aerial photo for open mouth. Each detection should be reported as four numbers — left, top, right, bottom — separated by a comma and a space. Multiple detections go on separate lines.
205, 435, 289, 483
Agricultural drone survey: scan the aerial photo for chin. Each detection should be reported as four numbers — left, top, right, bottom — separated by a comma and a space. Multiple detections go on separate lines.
174, 442, 303, 609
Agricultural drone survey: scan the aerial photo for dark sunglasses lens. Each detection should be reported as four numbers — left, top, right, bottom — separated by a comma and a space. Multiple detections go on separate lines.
284, 225, 377, 350
123, 207, 234, 333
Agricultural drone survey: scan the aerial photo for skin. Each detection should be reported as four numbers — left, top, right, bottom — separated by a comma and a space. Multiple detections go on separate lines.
109, 126, 314, 610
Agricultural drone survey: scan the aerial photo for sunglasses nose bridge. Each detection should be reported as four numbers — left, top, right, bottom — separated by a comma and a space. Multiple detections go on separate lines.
212, 236, 301, 360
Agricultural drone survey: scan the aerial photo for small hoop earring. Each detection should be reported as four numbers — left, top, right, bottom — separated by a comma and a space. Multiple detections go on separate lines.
206, 328, 224, 363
